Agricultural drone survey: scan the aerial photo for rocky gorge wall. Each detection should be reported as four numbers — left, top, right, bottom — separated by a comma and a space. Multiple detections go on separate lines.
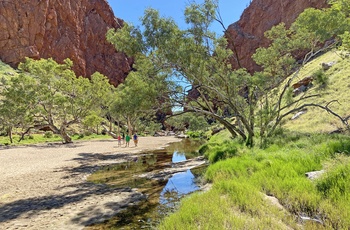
0, 0, 330, 85
0, 0, 131, 85
226, 0, 329, 73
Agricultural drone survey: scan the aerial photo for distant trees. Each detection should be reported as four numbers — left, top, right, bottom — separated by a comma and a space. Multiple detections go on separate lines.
166, 112, 209, 132
0, 58, 112, 143
0, 57, 168, 144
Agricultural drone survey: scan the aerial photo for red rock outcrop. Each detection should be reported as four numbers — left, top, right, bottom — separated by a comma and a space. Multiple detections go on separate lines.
226, 0, 329, 73
0, 0, 131, 86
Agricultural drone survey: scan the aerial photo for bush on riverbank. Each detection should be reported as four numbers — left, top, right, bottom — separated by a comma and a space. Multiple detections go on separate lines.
0, 133, 110, 146
158, 131, 350, 229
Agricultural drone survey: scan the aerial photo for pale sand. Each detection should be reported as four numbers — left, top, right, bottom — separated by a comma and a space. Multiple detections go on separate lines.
0, 136, 182, 230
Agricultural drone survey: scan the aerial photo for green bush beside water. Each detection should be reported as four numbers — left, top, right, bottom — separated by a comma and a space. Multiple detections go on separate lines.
0, 133, 110, 146
158, 131, 350, 229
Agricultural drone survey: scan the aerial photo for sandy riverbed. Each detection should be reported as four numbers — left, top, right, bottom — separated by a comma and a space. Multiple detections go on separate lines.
0, 136, 182, 230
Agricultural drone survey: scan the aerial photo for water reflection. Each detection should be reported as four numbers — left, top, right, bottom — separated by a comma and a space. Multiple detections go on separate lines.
160, 169, 199, 205
162, 151, 199, 206
172, 151, 186, 163
87, 139, 206, 229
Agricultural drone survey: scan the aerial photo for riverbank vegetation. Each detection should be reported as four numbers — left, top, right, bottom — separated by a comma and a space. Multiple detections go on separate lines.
0, 132, 111, 146
159, 131, 350, 229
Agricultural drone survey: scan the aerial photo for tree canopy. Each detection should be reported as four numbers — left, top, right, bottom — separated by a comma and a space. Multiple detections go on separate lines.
106, 0, 350, 146
0, 58, 112, 143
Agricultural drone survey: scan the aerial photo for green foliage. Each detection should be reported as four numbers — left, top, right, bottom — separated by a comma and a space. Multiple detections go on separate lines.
200, 137, 242, 163
160, 131, 350, 229
293, 7, 349, 44
136, 119, 161, 136
106, 36, 171, 134
43, 131, 53, 138
107, 0, 258, 146
83, 112, 104, 129
317, 158, 350, 200
252, 0, 350, 141
0, 60, 17, 79
167, 113, 209, 132
142, 8, 180, 50
329, 0, 350, 20
140, 0, 350, 146
186, 130, 206, 139
339, 31, 350, 53
158, 188, 294, 230
0, 132, 110, 146
325, 138, 350, 155
106, 23, 145, 57
253, 23, 297, 79
206, 141, 239, 163
0, 57, 113, 143
312, 68, 329, 87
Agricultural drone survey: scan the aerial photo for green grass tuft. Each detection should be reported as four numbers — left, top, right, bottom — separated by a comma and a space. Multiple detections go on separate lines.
160, 130, 350, 229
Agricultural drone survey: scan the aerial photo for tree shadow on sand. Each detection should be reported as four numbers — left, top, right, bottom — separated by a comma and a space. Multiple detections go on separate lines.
0, 151, 148, 227
0, 181, 144, 224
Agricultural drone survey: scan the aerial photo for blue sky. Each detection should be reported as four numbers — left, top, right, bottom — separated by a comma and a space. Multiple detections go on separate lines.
108, 0, 252, 35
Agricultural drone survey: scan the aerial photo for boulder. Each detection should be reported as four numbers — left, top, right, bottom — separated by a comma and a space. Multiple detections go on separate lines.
321, 61, 336, 71
305, 170, 325, 180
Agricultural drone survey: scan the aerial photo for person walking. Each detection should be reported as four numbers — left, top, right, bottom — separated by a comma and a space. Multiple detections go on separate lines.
125, 134, 130, 147
133, 133, 138, 147
122, 132, 125, 144
117, 135, 121, 147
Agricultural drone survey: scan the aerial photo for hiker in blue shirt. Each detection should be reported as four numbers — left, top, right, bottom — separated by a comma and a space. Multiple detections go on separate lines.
133, 133, 138, 147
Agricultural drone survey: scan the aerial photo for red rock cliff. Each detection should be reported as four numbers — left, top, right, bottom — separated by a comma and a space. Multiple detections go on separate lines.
0, 0, 131, 85
226, 0, 329, 73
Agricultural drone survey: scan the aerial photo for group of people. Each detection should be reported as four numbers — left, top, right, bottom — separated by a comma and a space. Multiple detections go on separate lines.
117, 133, 138, 147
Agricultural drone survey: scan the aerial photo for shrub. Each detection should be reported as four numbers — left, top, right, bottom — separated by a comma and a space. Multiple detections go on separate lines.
84, 131, 93, 136
312, 68, 329, 87
327, 139, 350, 155
205, 141, 239, 163
186, 130, 207, 139
43, 131, 53, 138
316, 161, 350, 200
198, 143, 209, 155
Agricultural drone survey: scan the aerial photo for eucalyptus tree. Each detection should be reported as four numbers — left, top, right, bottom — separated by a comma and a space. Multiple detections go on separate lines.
107, 26, 174, 135
0, 74, 37, 143
252, 0, 350, 141
1, 58, 113, 143
107, 0, 257, 145
107, 57, 168, 135
107, 0, 349, 146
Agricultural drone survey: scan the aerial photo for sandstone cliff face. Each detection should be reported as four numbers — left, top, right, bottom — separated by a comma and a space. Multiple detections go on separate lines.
226, 0, 329, 73
0, 0, 131, 85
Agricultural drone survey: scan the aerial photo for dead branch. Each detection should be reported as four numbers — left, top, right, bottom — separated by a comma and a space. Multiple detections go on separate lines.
269, 100, 349, 136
